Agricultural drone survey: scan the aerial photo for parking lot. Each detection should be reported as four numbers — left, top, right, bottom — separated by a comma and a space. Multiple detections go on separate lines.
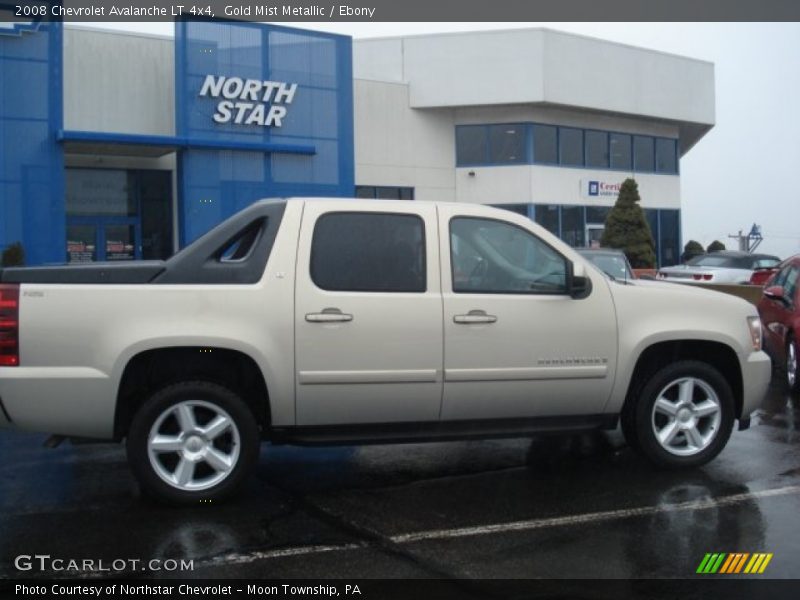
1, 378, 798, 585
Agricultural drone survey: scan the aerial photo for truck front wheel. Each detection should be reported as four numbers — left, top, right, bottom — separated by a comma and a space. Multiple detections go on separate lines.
126, 381, 260, 504
629, 361, 735, 468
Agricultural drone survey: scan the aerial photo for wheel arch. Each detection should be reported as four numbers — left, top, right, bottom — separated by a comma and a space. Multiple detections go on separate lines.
622, 339, 744, 420
114, 346, 271, 440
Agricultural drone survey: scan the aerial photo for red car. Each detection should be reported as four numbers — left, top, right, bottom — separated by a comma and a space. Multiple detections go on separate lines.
757, 254, 800, 392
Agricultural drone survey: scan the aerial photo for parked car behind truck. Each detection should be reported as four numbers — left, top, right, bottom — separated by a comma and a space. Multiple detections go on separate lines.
0, 199, 771, 504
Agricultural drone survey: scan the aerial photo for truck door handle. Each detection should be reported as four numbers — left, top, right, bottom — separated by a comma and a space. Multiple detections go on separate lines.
305, 308, 353, 323
453, 310, 497, 324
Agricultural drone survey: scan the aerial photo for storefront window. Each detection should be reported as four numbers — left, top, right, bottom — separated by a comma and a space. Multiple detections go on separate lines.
610, 133, 632, 170
559, 127, 584, 167
488, 124, 526, 164
585, 131, 609, 169
656, 138, 678, 174
658, 209, 680, 266
456, 126, 488, 165
534, 204, 560, 236
532, 125, 558, 164
561, 206, 585, 247
633, 135, 655, 172
585, 206, 611, 225
66, 169, 136, 217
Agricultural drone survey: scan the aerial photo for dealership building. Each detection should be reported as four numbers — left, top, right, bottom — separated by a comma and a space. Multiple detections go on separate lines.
0, 20, 715, 266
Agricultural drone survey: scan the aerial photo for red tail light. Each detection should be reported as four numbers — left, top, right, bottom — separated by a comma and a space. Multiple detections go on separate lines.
702, 274, 713, 281
0, 284, 20, 367
693, 274, 702, 281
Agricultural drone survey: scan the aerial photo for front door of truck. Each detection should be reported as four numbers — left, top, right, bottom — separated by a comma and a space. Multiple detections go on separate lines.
438, 204, 618, 420
294, 202, 443, 426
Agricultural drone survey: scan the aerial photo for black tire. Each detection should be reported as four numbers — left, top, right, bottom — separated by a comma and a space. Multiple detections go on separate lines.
629, 361, 735, 469
126, 381, 260, 505
786, 335, 800, 394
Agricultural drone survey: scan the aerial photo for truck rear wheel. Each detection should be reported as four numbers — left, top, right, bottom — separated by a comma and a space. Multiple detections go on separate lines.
126, 381, 260, 505
629, 361, 735, 468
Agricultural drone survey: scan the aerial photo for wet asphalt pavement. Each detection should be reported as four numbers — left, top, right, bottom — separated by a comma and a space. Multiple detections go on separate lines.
1, 378, 798, 584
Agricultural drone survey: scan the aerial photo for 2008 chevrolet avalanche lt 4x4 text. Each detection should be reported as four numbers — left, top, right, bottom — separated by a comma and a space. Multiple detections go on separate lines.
0, 199, 771, 503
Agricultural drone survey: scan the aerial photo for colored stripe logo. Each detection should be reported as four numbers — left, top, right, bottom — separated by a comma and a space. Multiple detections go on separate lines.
696, 552, 773, 574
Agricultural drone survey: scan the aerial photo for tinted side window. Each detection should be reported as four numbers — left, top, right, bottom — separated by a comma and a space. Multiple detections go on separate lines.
450, 217, 568, 294
311, 213, 426, 293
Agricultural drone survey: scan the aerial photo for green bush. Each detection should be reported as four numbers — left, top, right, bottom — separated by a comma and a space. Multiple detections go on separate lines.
1, 242, 25, 267
707, 240, 726, 253
682, 240, 705, 263
600, 178, 656, 269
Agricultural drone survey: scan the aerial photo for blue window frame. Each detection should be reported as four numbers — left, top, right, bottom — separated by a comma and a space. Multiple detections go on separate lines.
456, 123, 678, 175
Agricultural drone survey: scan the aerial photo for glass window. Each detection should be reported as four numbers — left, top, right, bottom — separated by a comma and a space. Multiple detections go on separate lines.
784, 267, 799, 302
376, 187, 400, 200
534, 205, 560, 236
139, 170, 173, 260
586, 206, 610, 225
559, 127, 584, 167
450, 217, 568, 294
610, 133, 632, 170
456, 126, 487, 165
355, 186, 414, 200
488, 124, 526, 164
311, 212, 426, 293
585, 131, 609, 169
66, 169, 137, 217
658, 210, 679, 267
655, 138, 678, 173
355, 186, 375, 199
560, 206, 585, 247
532, 124, 558, 164
633, 136, 655, 172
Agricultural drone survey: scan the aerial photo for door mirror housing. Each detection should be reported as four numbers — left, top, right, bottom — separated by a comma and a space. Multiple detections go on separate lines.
763, 285, 785, 302
568, 260, 592, 299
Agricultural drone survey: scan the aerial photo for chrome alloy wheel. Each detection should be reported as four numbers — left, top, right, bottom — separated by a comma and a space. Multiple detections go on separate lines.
147, 400, 241, 491
787, 341, 797, 389
651, 377, 722, 457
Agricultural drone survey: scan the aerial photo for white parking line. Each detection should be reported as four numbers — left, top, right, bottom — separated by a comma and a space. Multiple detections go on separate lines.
390, 484, 800, 544
201, 484, 800, 567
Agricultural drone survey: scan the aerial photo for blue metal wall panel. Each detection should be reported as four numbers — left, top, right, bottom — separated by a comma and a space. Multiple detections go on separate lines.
176, 21, 355, 245
0, 21, 64, 265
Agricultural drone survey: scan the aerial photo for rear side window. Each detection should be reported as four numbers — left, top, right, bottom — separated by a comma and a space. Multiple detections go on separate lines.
311, 212, 426, 292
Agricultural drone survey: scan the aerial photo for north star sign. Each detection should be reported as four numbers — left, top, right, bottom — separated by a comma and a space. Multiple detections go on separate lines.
199, 75, 298, 128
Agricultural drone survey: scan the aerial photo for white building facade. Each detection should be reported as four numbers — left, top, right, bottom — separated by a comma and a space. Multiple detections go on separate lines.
352, 29, 715, 266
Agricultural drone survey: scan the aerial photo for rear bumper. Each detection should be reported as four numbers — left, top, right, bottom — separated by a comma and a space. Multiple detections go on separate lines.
0, 367, 114, 438
740, 351, 772, 419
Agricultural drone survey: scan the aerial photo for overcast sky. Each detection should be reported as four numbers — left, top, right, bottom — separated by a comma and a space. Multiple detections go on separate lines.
82, 21, 800, 259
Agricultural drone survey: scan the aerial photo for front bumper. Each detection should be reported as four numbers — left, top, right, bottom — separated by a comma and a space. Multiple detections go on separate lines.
741, 350, 772, 419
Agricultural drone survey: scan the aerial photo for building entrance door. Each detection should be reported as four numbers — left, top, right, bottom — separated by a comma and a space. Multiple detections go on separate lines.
66, 218, 141, 262
586, 224, 605, 248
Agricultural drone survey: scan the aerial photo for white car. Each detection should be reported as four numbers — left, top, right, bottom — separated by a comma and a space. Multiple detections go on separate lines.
657, 251, 780, 284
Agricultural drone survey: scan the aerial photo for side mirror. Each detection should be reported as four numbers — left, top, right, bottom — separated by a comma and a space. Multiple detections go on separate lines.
569, 261, 592, 299
763, 285, 785, 302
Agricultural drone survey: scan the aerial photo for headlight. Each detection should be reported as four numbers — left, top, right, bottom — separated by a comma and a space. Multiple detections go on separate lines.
746, 316, 763, 352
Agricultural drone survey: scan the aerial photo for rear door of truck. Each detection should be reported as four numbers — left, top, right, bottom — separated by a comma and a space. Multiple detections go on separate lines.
294, 201, 443, 426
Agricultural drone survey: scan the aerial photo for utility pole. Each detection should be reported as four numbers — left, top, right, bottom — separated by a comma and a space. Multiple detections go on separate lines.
728, 224, 762, 253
